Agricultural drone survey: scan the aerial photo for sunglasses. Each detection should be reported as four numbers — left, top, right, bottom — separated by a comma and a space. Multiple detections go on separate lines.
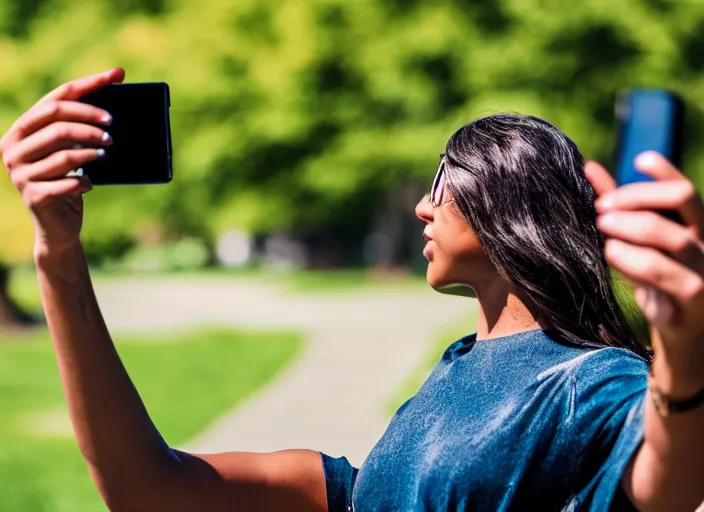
430, 152, 447, 207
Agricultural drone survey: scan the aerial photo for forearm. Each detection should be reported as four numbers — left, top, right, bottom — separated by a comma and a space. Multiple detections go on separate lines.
35, 243, 176, 499
630, 353, 704, 511
35, 243, 330, 512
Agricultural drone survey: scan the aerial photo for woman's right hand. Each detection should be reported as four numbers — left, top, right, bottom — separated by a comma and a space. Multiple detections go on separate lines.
0, 68, 125, 258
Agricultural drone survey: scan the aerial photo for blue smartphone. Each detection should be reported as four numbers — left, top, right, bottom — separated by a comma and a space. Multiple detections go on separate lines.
78, 83, 173, 185
614, 89, 685, 222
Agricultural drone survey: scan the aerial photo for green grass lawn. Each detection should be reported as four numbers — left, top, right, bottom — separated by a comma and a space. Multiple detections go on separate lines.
0, 326, 303, 512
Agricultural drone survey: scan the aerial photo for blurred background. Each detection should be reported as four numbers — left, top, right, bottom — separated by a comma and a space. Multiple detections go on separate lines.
0, 0, 703, 509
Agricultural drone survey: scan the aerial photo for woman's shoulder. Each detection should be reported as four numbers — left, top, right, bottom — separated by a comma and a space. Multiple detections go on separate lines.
437, 329, 649, 393
537, 344, 648, 384
532, 328, 648, 377
574, 346, 649, 378
558, 346, 649, 424
524, 334, 650, 408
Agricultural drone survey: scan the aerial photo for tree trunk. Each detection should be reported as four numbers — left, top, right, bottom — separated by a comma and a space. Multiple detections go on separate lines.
0, 264, 37, 331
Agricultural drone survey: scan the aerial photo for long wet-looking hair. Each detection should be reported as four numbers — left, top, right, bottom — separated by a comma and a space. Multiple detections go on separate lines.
444, 114, 651, 360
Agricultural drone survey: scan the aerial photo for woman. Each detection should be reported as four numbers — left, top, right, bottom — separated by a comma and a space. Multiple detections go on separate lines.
2, 68, 703, 511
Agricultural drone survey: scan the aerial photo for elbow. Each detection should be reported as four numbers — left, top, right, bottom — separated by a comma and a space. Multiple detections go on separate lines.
103, 494, 150, 512
94, 450, 184, 512
100, 480, 179, 512
96, 478, 164, 512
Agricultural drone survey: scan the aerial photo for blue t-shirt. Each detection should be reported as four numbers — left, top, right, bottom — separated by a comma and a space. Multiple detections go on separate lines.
323, 329, 648, 511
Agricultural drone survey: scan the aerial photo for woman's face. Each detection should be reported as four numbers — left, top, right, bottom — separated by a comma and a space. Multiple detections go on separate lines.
415, 160, 496, 290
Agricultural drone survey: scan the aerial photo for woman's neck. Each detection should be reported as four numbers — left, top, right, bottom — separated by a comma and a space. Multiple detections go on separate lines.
473, 282, 544, 341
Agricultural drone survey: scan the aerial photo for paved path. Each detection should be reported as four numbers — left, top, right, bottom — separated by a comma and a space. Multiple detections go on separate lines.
94, 277, 473, 466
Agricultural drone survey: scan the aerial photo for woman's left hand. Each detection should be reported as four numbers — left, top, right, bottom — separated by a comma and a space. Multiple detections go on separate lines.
585, 151, 704, 398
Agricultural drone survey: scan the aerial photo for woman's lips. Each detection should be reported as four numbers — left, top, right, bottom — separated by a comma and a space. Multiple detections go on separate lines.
423, 233, 433, 259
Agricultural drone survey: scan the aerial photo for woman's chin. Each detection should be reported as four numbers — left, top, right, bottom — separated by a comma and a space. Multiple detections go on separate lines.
425, 266, 442, 288
426, 270, 477, 298
431, 282, 477, 297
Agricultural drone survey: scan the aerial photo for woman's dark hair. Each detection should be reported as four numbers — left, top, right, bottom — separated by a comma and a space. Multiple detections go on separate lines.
444, 113, 650, 359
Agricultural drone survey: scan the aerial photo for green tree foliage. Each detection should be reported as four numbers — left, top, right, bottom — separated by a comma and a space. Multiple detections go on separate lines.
1, 0, 704, 269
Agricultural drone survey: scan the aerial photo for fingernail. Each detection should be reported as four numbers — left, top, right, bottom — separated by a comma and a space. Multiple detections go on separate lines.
101, 114, 113, 126
597, 214, 616, 228
96, 148, 106, 159
595, 196, 615, 212
101, 131, 111, 143
605, 239, 626, 257
635, 151, 659, 169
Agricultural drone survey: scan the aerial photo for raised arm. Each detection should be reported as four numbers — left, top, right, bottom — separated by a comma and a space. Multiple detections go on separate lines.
586, 155, 704, 512
1, 69, 327, 512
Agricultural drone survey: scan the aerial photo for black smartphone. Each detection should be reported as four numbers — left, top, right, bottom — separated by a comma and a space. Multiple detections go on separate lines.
77, 83, 172, 185
614, 89, 685, 222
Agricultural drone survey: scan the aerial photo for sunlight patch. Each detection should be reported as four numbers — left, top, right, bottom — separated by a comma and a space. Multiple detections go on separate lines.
20, 406, 74, 439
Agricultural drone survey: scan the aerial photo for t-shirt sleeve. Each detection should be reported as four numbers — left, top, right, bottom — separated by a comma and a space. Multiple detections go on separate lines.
571, 348, 648, 511
321, 453, 358, 512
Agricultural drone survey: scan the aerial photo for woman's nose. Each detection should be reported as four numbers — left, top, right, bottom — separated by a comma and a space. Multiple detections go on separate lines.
415, 194, 433, 223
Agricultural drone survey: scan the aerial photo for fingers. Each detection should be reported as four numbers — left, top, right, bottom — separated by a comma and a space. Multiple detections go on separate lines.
5, 122, 111, 165
595, 180, 704, 235
1, 68, 120, 153
593, 151, 704, 234
634, 151, 687, 182
11, 148, 105, 186
38, 68, 125, 104
597, 211, 704, 273
13, 100, 112, 141
1, 69, 121, 155
605, 239, 704, 308
585, 160, 617, 196
22, 178, 92, 209
590, 152, 704, 334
